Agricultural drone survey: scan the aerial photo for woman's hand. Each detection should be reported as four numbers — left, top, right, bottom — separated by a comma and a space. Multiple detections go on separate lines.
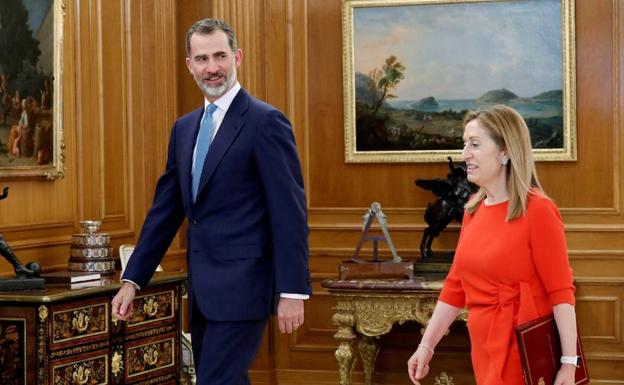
553, 363, 576, 385
407, 344, 434, 385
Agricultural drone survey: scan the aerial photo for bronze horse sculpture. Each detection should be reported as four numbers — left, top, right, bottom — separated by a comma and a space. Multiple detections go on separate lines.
415, 157, 477, 260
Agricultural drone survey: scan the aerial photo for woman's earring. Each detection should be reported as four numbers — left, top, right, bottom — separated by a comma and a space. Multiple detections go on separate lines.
502, 158, 509, 166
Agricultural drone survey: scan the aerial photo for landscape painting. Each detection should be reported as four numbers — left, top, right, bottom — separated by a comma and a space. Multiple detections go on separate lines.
0, 0, 64, 178
342, 0, 576, 162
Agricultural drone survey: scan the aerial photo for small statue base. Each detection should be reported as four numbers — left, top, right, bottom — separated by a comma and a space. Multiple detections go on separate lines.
0, 276, 45, 291
415, 252, 454, 274
339, 260, 414, 280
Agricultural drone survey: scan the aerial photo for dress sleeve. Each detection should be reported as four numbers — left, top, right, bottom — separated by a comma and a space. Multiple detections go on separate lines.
438, 212, 470, 308
529, 195, 575, 306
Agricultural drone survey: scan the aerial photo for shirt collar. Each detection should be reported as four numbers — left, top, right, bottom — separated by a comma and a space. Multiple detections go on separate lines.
203, 81, 241, 113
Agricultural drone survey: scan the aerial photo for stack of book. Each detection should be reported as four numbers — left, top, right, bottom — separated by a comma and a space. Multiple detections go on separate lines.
41, 270, 102, 289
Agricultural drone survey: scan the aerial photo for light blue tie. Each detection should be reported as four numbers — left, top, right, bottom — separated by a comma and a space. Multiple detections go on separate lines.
192, 104, 218, 202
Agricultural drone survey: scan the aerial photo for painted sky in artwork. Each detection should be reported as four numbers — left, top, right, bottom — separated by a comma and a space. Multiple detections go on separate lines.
353, 0, 562, 100
22, 0, 51, 36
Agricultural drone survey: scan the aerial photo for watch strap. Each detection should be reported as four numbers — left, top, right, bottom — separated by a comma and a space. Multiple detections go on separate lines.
560, 355, 580, 367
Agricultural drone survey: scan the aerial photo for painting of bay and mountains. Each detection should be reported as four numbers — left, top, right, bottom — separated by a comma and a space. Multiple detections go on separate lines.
353, 0, 565, 153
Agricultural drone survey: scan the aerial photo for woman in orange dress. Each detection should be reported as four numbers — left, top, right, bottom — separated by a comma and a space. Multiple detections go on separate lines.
407, 105, 579, 385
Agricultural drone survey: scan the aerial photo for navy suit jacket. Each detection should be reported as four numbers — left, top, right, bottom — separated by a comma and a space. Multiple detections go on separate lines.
122, 88, 311, 321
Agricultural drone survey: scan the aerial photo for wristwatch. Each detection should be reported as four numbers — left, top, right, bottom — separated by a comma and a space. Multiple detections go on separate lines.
560, 355, 580, 367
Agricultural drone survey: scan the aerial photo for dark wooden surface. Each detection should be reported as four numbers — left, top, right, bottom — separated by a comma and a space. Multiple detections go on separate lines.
0, 271, 186, 302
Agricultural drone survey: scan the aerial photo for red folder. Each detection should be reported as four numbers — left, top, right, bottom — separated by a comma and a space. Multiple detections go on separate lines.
514, 315, 589, 385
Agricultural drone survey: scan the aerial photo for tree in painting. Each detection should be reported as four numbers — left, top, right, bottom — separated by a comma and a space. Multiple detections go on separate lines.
0, 1, 41, 77
356, 55, 407, 150
368, 55, 405, 117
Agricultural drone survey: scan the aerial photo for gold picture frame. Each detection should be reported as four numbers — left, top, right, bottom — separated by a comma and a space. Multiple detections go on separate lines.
343, 0, 576, 163
0, 0, 65, 179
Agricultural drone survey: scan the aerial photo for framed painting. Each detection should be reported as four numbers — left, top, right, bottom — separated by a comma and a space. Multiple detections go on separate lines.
0, 0, 65, 179
342, 0, 576, 163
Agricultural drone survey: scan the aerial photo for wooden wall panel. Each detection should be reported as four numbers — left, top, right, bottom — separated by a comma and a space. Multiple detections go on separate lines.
0, 0, 182, 274
2, 0, 623, 384
100, 0, 127, 223
282, 0, 624, 384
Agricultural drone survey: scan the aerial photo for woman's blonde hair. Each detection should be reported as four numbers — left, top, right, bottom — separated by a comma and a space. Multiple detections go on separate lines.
463, 104, 544, 221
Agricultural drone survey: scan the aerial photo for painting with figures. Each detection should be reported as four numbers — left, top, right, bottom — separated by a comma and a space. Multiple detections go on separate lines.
0, 0, 64, 178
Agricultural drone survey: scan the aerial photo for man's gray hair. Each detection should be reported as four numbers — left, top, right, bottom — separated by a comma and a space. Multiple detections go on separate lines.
185, 18, 237, 56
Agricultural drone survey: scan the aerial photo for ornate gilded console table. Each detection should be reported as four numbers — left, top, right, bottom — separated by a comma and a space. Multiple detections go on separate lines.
0, 271, 186, 385
321, 278, 467, 385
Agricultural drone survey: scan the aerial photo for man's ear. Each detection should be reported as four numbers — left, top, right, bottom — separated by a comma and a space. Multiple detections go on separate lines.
234, 48, 243, 67
185, 57, 193, 74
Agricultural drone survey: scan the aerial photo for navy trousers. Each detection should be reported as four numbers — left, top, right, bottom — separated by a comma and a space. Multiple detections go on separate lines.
191, 299, 267, 385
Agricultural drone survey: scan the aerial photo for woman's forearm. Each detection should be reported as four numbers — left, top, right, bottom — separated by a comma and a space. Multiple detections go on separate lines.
420, 300, 463, 349
553, 303, 577, 356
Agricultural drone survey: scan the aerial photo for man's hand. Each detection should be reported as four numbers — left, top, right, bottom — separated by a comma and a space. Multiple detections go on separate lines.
277, 298, 304, 334
111, 282, 137, 321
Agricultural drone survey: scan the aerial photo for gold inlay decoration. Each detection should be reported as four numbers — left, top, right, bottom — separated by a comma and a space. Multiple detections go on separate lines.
111, 350, 123, 377
143, 297, 159, 317
128, 290, 174, 327
49, 341, 109, 359
435, 371, 455, 385
38, 305, 48, 321
52, 354, 108, 385
52, 303, 108, 344
72, 364, 90, 385
127, 337, 175, 377
72, 310, 90, 333
143, 346, 159, 366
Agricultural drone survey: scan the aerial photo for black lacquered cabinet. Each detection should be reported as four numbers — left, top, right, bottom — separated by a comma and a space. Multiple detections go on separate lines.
0, 271, 186, 385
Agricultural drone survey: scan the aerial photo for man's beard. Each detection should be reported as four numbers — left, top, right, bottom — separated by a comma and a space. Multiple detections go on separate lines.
195, 65, 237, 99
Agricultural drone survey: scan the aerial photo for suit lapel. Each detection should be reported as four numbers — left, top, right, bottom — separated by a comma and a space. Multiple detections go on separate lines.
196, 89, 249, 201
180, 107, 204, 208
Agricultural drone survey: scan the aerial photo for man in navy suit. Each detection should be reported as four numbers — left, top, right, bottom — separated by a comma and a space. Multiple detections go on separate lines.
112, 18, 311, 385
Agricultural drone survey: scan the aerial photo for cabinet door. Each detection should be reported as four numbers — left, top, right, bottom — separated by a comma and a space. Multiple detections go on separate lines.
50, 297, 110, 350
0, 306, 36, 385
49, 348, 110, 385
124, 332, 178, 384
125, 284, 177, 333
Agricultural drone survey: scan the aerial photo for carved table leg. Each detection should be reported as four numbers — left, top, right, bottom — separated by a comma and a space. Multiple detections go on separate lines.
358, 335, 379, 385
332, 299, 357, 385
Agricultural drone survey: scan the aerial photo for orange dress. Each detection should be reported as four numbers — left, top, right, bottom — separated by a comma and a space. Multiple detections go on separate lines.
439, 193, 575, 385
